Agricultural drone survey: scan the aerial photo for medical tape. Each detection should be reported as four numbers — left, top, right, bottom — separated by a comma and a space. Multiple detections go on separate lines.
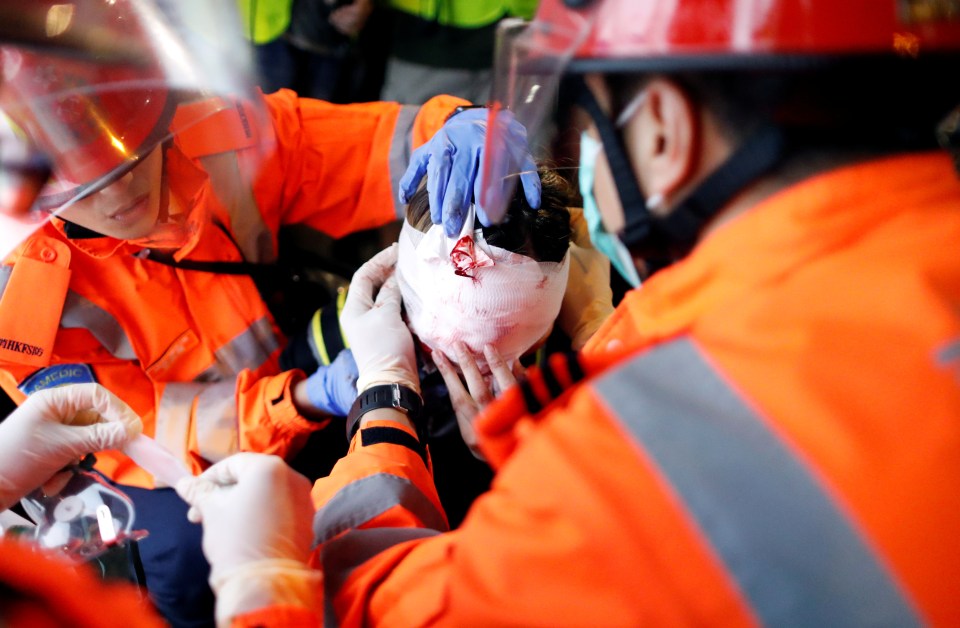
122, 434, 192, 487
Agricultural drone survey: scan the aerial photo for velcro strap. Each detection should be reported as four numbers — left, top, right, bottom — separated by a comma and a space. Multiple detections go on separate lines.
361, 426, 427, 464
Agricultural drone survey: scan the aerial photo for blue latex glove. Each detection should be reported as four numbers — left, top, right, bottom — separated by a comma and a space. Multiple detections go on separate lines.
304, 349, 359, 416
398, 108, 541, 237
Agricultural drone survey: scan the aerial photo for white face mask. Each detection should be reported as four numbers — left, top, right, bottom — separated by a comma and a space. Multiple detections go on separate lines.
396, 206, 569, 373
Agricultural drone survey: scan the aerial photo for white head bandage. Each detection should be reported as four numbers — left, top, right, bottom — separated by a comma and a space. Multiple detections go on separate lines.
396, 206, 569, 372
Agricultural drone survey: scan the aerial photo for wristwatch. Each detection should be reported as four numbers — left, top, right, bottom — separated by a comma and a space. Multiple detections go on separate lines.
445, 104, 487, 122
345, 383, 423, 443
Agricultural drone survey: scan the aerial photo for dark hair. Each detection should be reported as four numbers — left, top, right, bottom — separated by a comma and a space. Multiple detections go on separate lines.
605, 56, 960, 154
405, 166, 573, 263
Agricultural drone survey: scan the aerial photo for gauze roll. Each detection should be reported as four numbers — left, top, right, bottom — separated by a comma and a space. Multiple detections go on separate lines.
396, 206, 569, 372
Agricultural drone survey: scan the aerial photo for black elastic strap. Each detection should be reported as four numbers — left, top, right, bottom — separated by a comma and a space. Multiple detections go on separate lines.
361, 426, 428, 465
541, 360, 565, 399
565, 351, 585, 384
655, 125, 786, 249
518, 376, 542, 415
574, 77, 652, 249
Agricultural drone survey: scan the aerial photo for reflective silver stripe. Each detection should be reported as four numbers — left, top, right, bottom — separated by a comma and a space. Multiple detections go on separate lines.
389, 105, 419, 219
60, 291, 136, 360
154, 383, 203, 486
593, 338, 922, 626
213, 317, 279, 375
320, 527, 440, 627
312, 472, 448, 548
198, 151, 276, 264
194, 380, 239, 463
0, 265, 11, 296
0, 278, 137, 361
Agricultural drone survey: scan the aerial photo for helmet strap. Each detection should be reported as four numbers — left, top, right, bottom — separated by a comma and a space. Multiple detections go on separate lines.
574, 78, 651, 247
576, 76, 788, 261
655, 125, 787, 251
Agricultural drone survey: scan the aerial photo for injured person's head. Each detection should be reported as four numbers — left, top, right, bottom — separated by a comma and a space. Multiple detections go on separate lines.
396, 167, 573, 373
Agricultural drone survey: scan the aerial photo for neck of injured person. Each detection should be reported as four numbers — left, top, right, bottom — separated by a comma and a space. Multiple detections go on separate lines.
396, 179, 571, 374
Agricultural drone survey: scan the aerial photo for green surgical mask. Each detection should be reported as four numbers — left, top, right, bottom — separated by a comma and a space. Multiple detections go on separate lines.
578, 131, 642, 288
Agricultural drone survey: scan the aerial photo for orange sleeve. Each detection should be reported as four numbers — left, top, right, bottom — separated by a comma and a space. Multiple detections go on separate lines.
252, 90, 469, 240
303, 386, 752, 626
234, 368, 327, 460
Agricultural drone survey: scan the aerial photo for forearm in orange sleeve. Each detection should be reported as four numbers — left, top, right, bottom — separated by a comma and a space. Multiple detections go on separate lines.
411, 94, 472, 148
235, 368, 328, 460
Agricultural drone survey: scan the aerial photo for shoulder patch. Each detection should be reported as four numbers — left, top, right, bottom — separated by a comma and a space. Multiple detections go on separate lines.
19, 363, 96, 395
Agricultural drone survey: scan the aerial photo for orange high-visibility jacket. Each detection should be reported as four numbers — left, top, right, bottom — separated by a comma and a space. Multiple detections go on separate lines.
270, 152, 960, 626
0, 89, 464, 488
0, 539, 166, 628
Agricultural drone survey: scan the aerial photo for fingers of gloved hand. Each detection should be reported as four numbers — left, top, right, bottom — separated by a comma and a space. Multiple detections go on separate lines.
483, 344, 517, 394
440, 146, 480, 235
373, 274, 402, 311
518, 156, 542, 210
30, 383, 142, 438
343, 244, 398, 315
426, 149, 460, 236
306, 349, 359, 416
40, 470, 73, 498
399, 145, 430, 205
175, 476, 214, 523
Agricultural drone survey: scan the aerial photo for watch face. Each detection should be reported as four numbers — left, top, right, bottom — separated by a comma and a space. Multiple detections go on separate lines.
347, 384, 422, 441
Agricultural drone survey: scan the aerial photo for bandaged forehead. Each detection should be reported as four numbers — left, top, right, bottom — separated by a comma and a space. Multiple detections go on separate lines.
396, 206, 569, 371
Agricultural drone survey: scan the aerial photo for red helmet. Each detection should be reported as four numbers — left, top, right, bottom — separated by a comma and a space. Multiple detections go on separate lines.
535, 0, 960, 67
480, 0, 960, 224
0, 0, 270, 258
1, 47, 172, 194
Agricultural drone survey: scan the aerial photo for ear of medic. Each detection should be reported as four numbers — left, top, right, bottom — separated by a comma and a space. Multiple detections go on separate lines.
0, 383, 142, 511
175, 453, 319, 625
398, 107, 542, 237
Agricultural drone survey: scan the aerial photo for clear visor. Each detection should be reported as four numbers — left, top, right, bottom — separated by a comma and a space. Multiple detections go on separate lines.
0, 0, 272, 258
479, 12, 593, 224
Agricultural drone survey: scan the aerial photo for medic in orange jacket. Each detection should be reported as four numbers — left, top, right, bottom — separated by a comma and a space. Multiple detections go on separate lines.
0, 89, 465, 488
176, 0, 960, 625
284, 152, 960, 628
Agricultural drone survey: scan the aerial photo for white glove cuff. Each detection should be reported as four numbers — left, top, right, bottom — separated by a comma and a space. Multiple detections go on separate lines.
214, 559, 321, 628
357, 371, 420, 396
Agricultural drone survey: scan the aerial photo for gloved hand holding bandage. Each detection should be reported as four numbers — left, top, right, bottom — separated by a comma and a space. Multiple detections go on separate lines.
397, 205, 569, 373
0, 383, 142, 510
340, 245, 420, 393
175, 453, 319, 627
399, 108, 541, 237
300, 349, 359, 416
557, 206, 615, 351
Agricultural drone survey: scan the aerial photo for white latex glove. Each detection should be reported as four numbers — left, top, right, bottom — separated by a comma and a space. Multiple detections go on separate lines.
340, 244, 420, 393
0, 383, 142, 510
175, 453, 319, 626
557, 206, 615, 351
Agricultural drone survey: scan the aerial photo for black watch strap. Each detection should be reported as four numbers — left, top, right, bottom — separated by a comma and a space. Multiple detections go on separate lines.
346, 383, 423, 444
445, 104, 486, 122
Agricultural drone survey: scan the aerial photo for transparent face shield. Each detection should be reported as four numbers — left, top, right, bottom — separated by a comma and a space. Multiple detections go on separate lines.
0, 0, 274, 258
479, 12, 593, 225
